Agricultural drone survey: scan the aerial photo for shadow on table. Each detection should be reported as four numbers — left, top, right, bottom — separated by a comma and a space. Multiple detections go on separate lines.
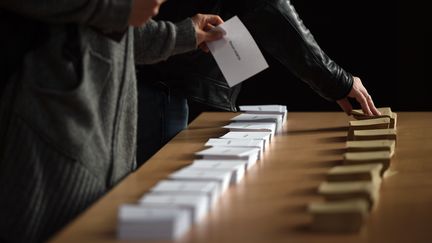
285, 126, 348, 135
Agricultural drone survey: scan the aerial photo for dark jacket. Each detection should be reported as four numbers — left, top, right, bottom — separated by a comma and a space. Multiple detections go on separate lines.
139, 0, 353, 111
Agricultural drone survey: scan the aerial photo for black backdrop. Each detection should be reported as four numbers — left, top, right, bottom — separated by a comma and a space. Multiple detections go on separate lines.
172, 1, 431, 120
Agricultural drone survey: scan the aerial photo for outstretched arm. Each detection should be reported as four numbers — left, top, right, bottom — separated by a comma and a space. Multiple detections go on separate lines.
134, 14, 224, 64
337, 77, 380, 115
238, 0, 380, 115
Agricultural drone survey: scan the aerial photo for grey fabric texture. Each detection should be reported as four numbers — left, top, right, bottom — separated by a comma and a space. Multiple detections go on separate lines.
135, 18, 196, 64
0, 0, 132, 32
0, 1, 196, 242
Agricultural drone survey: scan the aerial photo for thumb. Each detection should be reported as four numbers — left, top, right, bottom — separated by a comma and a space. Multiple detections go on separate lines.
202, 28, 224, 42
336, 98, 353, 115
203, 15, 224, 27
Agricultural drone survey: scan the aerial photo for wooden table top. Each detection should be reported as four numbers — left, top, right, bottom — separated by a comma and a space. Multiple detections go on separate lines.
49, 112, 432, 243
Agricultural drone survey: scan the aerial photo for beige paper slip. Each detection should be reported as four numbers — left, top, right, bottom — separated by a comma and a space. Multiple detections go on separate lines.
353, 129, 397, 141
348, 118, 390, 140
352, 107, 397, 128
344, 151, 391, 174
346, 140, 395, 156
308, 199, 369, 232
318, 181, 379, 209
327, 163, 383, 184
352, 107, 392, 118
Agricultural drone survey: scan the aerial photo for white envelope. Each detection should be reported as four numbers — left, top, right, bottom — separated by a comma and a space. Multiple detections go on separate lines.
231, 113, 283, 133
195, 147, 260, 169
239, 104, 287, 116
117, 205, 191, 240
193, 159, 253, 171
205, 138, 264, 159
220, 131, 271, 149
187, 160, 247, 185
223, 122, 276, 137
207, 16, 269, 87
139, 194, 209, 223
150, 180, 221, 208
169, 168, 232, 193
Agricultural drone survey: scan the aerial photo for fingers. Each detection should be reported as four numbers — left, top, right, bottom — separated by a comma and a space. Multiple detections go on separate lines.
364, 92, 381, 115
350, 76, 375, 116
192, 14, 224, 46
336, 98, 353, 115
338, 76, 381, 117
203, 28, 225, 42
206, 15, 224, 26
191, 14, 224, 29
355, 90, 373, 116
198, 43, 209, 53
151, 0, 166, 16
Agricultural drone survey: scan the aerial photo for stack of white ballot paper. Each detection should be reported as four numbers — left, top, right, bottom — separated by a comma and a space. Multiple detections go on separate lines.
205, 138, 264, 158
186, 160, 247, 185
117, 205, 191, 240
117, 104, 290, 240
169, 167, 232, 194
220, 131, 272, 149
150, 180, 220, 208
230, 113, 283, 134
195, 147, 260, 169
139, 194, 209, 223
239, 104, 288, 122
223, 122, 276, 138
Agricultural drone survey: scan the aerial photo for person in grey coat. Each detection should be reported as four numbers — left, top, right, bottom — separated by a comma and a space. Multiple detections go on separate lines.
0, 1, 224, 242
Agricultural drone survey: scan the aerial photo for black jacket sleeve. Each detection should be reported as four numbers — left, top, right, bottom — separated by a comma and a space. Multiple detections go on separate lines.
243, 0, 353, 101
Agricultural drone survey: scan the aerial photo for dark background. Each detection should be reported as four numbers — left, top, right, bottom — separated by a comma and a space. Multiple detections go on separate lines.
190, 0, 431, 119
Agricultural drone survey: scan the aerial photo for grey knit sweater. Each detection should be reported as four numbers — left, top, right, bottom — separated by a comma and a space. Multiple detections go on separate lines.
0, 1, 196, 242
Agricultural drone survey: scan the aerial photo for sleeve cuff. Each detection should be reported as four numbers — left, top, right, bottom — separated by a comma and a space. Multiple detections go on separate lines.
173, 18, 197, 54
333, 73, 354, 101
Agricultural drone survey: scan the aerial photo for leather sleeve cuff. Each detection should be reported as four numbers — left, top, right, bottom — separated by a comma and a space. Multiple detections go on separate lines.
331, 72, 354, 101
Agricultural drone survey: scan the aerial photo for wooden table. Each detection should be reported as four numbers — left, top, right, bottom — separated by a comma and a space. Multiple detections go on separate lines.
49, 112, 432, 243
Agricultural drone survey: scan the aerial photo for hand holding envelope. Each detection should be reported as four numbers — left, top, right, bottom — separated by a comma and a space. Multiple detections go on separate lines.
191, 14, 226, 52
206, 16, 269, 87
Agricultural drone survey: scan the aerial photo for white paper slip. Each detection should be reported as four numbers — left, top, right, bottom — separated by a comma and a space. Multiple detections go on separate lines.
187, 160, 247, 185
220, 131, 272, 148
223, 122, 276, 137
195, 147, 259, 169
169, 168, 232, 194
194, 159, 253, 171
117, 205, 191, 240
150, 180, 220, 209
239, 104, 288, 122
205, 138, 264, 151
207, 16, 268, 87
138, 194, 209, 223
205, 138, 264, 159
231, 113, 283, 133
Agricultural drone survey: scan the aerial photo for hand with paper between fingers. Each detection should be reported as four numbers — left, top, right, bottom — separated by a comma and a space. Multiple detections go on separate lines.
336, 76, 381, 116
191, 14, 225, 52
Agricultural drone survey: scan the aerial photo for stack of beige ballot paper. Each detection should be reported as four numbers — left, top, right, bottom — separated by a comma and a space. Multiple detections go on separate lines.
117, 105, 287, 240
309, 107, 398, 233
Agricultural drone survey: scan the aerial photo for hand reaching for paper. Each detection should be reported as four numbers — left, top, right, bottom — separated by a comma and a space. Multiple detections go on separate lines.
336, 76, 381, 116
191, 14, 225, 52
